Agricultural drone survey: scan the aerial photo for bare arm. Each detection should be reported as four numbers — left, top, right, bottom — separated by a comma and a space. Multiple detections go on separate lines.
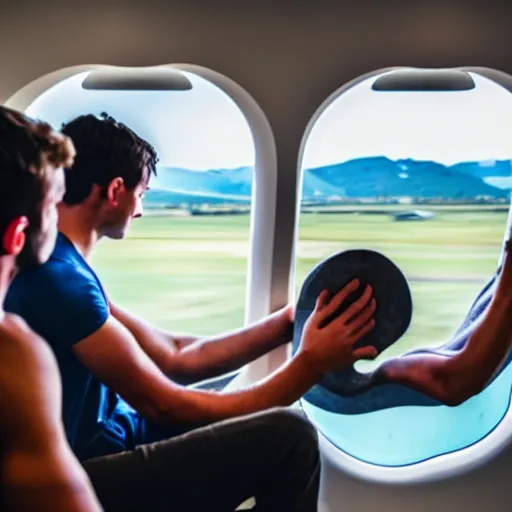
109, 301, 294, 385
109, 301, 198, 350
74, 282, 376, 426
73, 315, 320, 425
0, 316, 102, 512
372, 353, 461, 405
375, 245, 512, 406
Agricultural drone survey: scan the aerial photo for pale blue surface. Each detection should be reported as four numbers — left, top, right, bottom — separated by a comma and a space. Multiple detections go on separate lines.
302, 363, 512, 467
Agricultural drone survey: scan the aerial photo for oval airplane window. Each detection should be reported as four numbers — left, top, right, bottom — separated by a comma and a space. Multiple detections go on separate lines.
21, 66, 277, 386
294, 67, 512, 482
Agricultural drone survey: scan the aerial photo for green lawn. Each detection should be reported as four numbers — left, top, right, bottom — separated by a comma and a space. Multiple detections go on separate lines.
90, 207, 508, 365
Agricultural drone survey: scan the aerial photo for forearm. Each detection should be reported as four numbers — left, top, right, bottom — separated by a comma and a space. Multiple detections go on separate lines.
454, 296, 512, 387
111, 303, 292, 383
111, 304, 198, 350
152, 351, 321, 425
377, 308, 512, 406
376, 263, 512, 406
424, 291, 512, 400
178, 308, 293, 382
375, 353, 457, 404
170, 333, 200, 350
109, 304, 198, 382
448, 252, 512, 395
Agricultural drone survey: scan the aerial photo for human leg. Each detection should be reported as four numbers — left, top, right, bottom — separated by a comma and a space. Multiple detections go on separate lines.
83, 407, 320, 512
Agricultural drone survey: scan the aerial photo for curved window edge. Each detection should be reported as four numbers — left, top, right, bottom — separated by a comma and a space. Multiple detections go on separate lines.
292, 66, 512, 483
4, 63, 279, 391
318, 410, 512, 484
171, 64, 280, 390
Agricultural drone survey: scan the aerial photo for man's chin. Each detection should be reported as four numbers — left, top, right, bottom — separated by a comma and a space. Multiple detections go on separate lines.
106, 229, 128, 240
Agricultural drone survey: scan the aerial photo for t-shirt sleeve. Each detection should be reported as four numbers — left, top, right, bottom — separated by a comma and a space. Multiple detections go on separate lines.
6, 261, 109, 350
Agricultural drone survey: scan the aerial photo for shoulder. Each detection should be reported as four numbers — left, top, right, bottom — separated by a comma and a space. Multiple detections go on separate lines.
7, 257, 105, 320
0, 313, 47, 353
11, 257, 98, 295
0, 314, 57, 378
6, 258, 110, 345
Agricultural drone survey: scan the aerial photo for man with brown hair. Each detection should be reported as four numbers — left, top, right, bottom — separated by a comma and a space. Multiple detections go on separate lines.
0, 106, 102, 511
6, 112, 378, 511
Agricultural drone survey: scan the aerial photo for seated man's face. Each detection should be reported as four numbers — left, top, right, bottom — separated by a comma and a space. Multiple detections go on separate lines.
100, 174, 148, 240
16, 167, 66, 270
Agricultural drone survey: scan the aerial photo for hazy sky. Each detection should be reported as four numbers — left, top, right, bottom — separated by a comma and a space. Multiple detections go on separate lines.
302, 72, 512, 168
27, 70, 512, 170
26, 70, 255, 170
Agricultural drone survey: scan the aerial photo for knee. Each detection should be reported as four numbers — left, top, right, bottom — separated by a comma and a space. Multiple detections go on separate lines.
262, 407, 319, 448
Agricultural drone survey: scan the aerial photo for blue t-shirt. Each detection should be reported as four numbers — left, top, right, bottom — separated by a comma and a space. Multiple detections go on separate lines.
5, 232, 141, 460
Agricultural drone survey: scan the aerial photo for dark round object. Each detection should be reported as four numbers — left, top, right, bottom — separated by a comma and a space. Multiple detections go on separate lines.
292, 249, 413, 397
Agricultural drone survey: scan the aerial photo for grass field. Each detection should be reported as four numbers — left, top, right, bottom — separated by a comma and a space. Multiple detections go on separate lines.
90, 206, 508, 365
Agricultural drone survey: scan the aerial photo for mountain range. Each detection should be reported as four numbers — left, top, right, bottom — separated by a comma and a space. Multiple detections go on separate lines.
145, 156, 512, 207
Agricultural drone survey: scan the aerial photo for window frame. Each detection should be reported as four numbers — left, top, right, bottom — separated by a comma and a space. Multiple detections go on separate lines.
291, 66, 512, 483
5, 63, 280, 390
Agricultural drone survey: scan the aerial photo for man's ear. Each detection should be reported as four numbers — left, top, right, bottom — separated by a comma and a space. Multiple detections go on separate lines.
106, 177, 125, 207
3, 216, 29, 256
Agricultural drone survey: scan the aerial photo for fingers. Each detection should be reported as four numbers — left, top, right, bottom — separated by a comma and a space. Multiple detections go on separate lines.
351, 345, 378, 361
314, 289, 330, 311
346, 296, 376, 333
316, 279, 360, 322
349, 317, 376, 343
339, 284, 374, 325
